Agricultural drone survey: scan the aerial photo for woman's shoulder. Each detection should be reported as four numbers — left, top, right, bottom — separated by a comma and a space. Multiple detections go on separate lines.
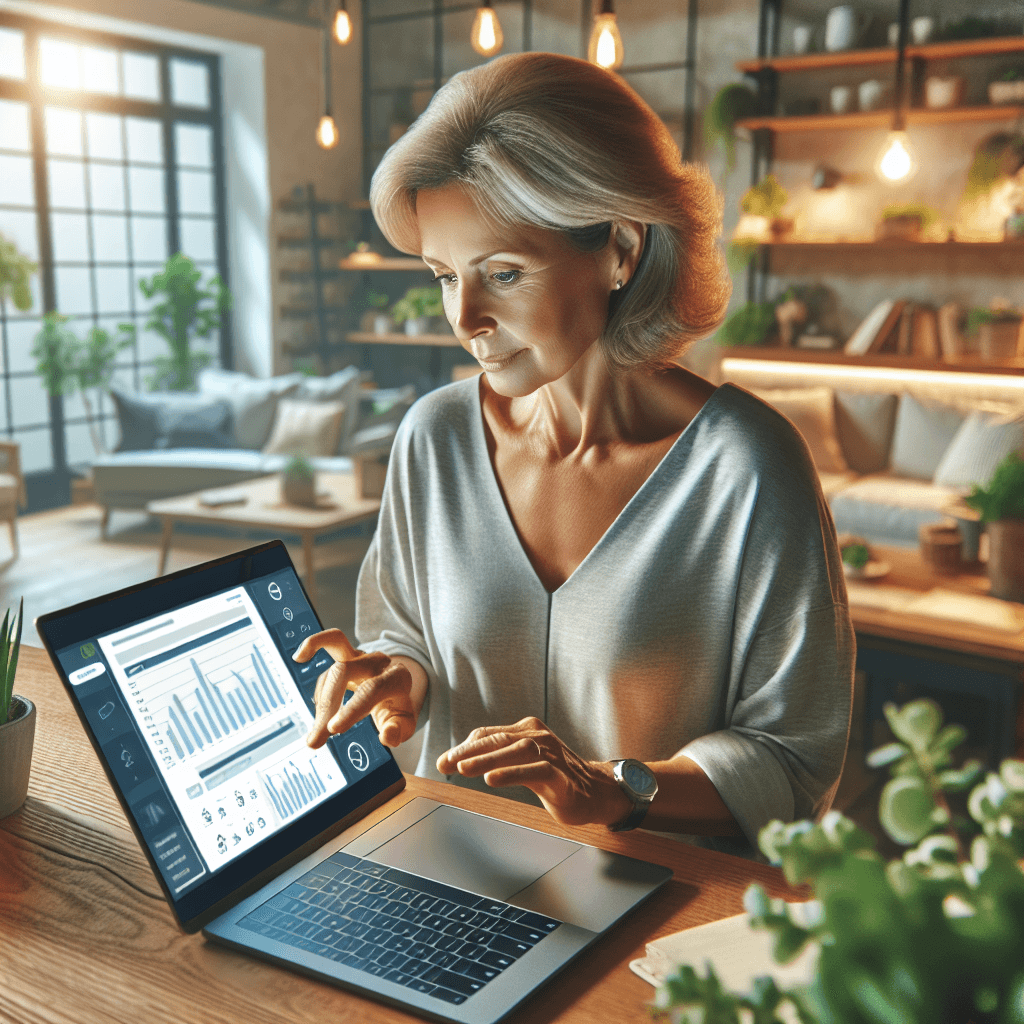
397, 376, 478, 433
699, 383, 813, 461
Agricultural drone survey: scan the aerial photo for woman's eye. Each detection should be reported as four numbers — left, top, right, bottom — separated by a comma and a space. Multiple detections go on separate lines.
492, 270, 520, 285
433, 274, 456, 285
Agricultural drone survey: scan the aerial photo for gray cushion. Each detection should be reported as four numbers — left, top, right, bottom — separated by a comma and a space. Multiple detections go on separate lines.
294, 366, 366, 454
888, 394, 965, 480
110, 388, 235, 452
198, 368, 304, 449
933, 410, 1024, 489
834, 391, 898, 474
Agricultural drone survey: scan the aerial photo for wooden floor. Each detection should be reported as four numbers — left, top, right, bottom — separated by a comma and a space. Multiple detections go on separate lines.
2, 500, 884, 839
0, 502, 363, 647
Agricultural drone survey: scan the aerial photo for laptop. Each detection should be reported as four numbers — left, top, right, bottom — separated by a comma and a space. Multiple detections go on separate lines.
36, 539, 672, 1024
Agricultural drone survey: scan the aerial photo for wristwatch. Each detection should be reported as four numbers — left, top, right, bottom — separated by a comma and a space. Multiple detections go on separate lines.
608, 759, 658, 832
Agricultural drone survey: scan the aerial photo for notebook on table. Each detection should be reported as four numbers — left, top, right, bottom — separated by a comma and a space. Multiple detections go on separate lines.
36, 540, 672, 1024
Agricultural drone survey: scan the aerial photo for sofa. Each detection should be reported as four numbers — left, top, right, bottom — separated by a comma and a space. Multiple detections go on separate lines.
719, 365, 1024, 547
91, 366, 416, 532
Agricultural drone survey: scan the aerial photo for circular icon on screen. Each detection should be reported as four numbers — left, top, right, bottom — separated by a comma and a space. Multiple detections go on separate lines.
347, 742, 370, 772
283, 607, 293, 621
268, 582, 282, 600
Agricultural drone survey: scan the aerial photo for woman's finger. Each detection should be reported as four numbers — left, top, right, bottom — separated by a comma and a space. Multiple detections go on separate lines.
449, 736, 544, 778
293, 628, 359, 664
326, 661, 414, 737
306, 662, 351, 748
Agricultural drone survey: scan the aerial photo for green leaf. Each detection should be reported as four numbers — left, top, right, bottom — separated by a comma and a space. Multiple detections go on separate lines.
938, 760, 984, 792
1001, 759, 1024, 794
880, 776, 937, 845
884, 699, 943, 751
866, 743, 907, 769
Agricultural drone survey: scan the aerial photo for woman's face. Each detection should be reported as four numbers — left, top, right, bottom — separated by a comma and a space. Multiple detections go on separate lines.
416, 185, 624, 396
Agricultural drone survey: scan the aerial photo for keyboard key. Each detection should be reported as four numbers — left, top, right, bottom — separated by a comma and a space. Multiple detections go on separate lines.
431, 988, 468, 1005
448, 907, 475, 923
384, 969, 416, 986
283, 883, 315, 901
458, 959, 501, 982
518, 910, 560, 933
442, 922, 472, 939
406, 942, 433, 961
463, 928, 491, 947
404, 978, 436, 994
428, 950, 460, 969
409, 893, 435, 911
454, 941, 487, 960
356, 862, 390, 878
488, 934, 532, 958
473, 897, 509, 915
502, 921, 547, 945
420, 968, 486, 996
326, 851, 361, 870
433, 935, 465, 953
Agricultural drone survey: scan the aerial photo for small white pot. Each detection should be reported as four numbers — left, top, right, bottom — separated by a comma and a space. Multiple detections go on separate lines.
403, 316, 431, 336
925, 76, 964, 109
373, 313, 396, 335
989, 80, 1024, 106
830, 85, 853, 114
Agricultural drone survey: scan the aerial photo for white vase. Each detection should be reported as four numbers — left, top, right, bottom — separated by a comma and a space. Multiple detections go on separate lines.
373, 313, 396, 335
404, 316, 431, 336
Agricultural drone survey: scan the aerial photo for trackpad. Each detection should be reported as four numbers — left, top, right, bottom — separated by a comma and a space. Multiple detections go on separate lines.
367, 803, 580, 902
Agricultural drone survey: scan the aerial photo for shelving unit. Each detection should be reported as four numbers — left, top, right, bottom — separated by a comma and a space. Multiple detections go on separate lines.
732, 3, 1024, 374
718, 345, 1024, 375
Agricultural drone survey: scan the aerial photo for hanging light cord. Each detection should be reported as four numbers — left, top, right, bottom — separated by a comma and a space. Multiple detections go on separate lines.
892, 0, 911, 131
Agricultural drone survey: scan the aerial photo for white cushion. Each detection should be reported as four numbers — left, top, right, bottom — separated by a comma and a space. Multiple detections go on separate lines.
750, 386, 849, 474
198, 368, 303, 449
262, 399, 346, 457
889, 394, 965, 480
933, 410, 1024, 489
294, 366, 366, 455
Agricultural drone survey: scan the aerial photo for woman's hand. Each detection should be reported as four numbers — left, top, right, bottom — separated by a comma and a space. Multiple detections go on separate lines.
436, 717, 632, 828
294, 629, 418, 749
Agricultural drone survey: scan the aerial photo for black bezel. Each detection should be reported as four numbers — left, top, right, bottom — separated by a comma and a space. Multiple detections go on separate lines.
35, 539, 405, 934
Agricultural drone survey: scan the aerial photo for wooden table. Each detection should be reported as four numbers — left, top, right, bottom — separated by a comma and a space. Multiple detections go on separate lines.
845, 545, 1024, 760
1, 646, 804, 1024
147, 474, 381, 606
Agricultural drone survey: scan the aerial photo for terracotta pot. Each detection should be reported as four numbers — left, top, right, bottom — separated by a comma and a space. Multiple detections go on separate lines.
987, 519, 1024, 602
281, 471, 316, 507
0, 695, 36, 818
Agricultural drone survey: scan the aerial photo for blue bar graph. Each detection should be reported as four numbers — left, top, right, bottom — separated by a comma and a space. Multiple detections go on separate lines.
262, 758, 326, 821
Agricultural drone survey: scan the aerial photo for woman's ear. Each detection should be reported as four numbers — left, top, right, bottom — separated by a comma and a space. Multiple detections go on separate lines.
610, 220, 646, 289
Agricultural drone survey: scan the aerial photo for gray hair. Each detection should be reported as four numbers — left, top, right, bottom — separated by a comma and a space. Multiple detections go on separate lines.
370, 51, 731, 369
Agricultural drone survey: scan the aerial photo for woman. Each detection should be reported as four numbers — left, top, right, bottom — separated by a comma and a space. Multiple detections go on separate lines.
294, 52, 854, 853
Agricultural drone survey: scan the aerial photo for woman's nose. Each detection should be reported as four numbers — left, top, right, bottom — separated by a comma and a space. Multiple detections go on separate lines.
449, 283, 494, 339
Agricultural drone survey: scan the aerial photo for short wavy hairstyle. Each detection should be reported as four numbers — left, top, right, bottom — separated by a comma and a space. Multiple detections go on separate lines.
369, 51, 731, 370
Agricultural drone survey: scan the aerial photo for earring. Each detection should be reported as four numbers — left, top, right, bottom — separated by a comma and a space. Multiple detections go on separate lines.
615, 280, 623, 290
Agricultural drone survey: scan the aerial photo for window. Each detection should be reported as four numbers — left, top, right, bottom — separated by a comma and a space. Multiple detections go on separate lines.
0, 14, 229, 492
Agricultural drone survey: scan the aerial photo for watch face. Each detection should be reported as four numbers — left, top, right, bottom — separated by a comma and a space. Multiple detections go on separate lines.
623, 760, 657, 797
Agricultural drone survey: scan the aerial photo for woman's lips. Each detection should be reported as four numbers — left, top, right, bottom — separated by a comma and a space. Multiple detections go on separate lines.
475, 348, 524, 370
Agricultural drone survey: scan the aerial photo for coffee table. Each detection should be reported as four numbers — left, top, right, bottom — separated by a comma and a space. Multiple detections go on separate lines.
147, 473, 381, 605
844, 544, 1024, 762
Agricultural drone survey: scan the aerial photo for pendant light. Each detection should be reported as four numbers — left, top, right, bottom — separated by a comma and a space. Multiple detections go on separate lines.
588, 0, 624, 71
876, 0, 916, 183
316, 27, 339, 149
470, 0, 503, 57
332, 0, 353, 45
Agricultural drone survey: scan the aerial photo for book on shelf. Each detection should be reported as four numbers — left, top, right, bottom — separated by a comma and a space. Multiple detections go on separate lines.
911, 306, 940, 359
844, 299, 906, 355
937, 302, 965, 360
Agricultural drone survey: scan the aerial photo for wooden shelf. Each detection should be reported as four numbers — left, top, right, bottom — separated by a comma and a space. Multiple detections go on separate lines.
739, 103, 1024, 132
718, 346, 1024, 375
338, 256, 428, 271
759, 239, 1024, 251
277, 234, 347, 249
346, 331, 461, 347
736, 34, 1024, 73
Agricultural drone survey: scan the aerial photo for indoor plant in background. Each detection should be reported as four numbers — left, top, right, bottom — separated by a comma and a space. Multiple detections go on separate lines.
0, 599, 30, 819
391, 286, 444, 337
704, 82, 758, 185
652, 698, 1024, 1024
0, 231, 37, 313
280, 454, 317, 507
715, 300, 779, 348
965, 450, 1024, 602
122, 252, 231, 391
965, 300, 1023, 360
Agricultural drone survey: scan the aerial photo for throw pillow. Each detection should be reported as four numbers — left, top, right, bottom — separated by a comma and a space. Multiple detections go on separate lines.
834, 391, 899, 474
294, 366, 367, 455
110, 388, 235, 451
933, 410, 1024, 489
750, 386, 849, 474
889, 394, 965, 480
262, 398, 346, 457
198, 368, 304, 449
154, 399, 234, 449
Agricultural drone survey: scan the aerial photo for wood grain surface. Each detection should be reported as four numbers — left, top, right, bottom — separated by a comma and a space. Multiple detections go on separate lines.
1, 646, 805, 1024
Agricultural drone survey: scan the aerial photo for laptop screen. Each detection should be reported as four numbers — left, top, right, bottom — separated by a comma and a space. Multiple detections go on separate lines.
36, 541, 403, 931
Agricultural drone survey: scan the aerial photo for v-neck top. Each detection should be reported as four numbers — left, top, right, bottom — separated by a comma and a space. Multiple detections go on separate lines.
355, 376, 854, 851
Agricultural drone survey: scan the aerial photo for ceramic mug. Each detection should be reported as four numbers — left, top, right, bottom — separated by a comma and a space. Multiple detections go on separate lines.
825, 6, 858, 51
793, 24, 812, 54
888, 22, 900, 46
830, 85, 853, 114
911, 16, 935, 43
858, 79, 883, 110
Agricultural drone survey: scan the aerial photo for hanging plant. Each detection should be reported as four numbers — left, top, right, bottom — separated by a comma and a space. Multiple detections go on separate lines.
0, 232, 37, 312
963, 131, 1024, 201
704, 83, 758, 177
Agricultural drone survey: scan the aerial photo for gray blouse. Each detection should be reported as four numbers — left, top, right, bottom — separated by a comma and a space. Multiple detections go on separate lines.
355, 377, 855, 850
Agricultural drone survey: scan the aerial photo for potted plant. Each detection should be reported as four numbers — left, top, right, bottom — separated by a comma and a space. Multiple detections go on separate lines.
280, 454, 317, 507
704, 83, 758, 183
734, 174, 790, 242
0, 232, 37, 313
990, 66, 1024, 106
652, 698, 1024, 1024
715, 301, 778, 347
0, 599, 30, 819
121, 252, 231, 391
878, 202, 943, 242
965, 450, 1024, 601
965, 301, 1023, 360
963, 131, 1024, 203
391, 286, 444, 337
359, 289, 393, 335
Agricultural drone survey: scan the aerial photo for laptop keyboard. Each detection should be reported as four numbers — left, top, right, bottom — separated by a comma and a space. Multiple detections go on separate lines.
238, 850, 561, 1005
